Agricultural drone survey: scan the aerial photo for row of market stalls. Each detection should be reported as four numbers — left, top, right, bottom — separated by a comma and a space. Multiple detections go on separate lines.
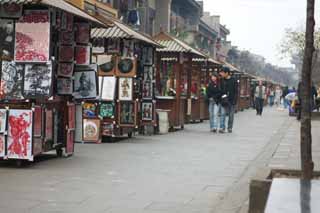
0, 0, 280, 164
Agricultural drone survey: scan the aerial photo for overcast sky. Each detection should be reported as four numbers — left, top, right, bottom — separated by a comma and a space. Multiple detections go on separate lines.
202, 0, 319, 67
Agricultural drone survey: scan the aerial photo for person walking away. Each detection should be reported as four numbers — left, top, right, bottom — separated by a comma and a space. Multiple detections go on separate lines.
275, 86, 282, 107
206, 73, 222, 133
268, 87, 275, 107
219, 67, 238, 133
255, 80, 266, 115
282, 86, 289, 108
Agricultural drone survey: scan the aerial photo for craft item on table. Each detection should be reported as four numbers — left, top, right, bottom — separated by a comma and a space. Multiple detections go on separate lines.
141, 102, 153, 121
15, 10, 50, 62
7, 109, 33, 161
73, 71, 97, 99
23, 63, 52, 98
118, 77, 133, 101
142, 47, 153, 65
82, 102, 96, 117
59, 31, 74, 45
0, 19, 14, 59
57, 78, 73, 95
75, 23, 90, 44
107, 39, 120, 54
59, 45, 74, 62
99, 102, 114, 118
97, 55, 116, 76
83, 118, 100, 142
99, 76, 116, 100
57, 63, 74, 77
0, 61, 24, 100
0, 3, 22, 18
119, 102, 135, 125
75, 45, 90, 65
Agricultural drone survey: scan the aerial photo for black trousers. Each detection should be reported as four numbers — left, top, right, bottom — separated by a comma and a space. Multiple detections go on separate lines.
255, 98, 264, 115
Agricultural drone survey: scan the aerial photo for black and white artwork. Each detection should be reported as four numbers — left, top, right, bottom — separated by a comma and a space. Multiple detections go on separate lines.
23, 63, 52, 98
73, 71, 97, 99
0, 19, 14, 59
142, 47, 153, 65
141, 102, 153, 121
143, 66, 153, 81
122, 40, 134, 58
0, 61, 24, 100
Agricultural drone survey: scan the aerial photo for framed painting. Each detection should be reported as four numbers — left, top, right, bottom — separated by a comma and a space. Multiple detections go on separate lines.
141, 102, 154, 121
116, 57, 136, 77
33, 106, 42, 137
118, 102, 136, 126
0, 19, 15, 60
83, 118, 100, 142
0, 134, 5, 158
57, 63, 74, 78
97, 55, 116, 76
99, 76, 116, 101
122, 40, 134, 58
59, 45, 74, 62
107, 39, 120, 54
45, 109, 53, 141
0, 109, 7, 133
0, 61, 24, 100
57, 78, 73, 95
142, 46, 154, 65
82, 102, 96, 118
15, 10, 50, 62
0, 3, 23, 18
75, 23, 90, 44
66, 13, 74, 32
75, 45, 91, 65
118, 77, 133, 101
142, 81, 153, 100
59, 31, 74, 45
99, 102, 114, 118
23, 63, 52, 98
143, 66, 154, 81
101, 122, 113, 136
73, 71, 98, 99
7, 109, 33, 161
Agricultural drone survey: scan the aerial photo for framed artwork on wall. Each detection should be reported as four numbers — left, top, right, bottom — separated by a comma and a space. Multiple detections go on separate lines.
23, 63, 52, 98
59, 45, 74, 62
0, 3, 23, 18
122, 40, 134, 58
0, 19, 15, 60
0, 109, 7, 133
118, 77, 133, 101
75, 23, 90, 44
83, 118, 100, 142
97, 55, 116, 76
141, 102, 154, 121
57, 78, 73, 95
99, 76, 116, 101
57, 63, 74, 78
99, 102, 114, 119
118, 101, 136, 126
59, 31, 74, 45
143, 66, 154, 81
82, 102, 96, 118
142, 81, 153, 100
7, 109, 33, 161
73, 70, 98, 99
116, 57, 136, 77
101, 122, 113, 136
15, 10, 50, 62
0, 61, 24, 100
142, 46, 154, 65
75, 45, 91, 65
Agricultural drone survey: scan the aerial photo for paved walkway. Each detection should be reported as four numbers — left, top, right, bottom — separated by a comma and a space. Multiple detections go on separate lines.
0, 107, 290, 213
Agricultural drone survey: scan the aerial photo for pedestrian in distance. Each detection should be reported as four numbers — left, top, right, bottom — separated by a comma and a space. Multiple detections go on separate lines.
219, 66, 238, 133
255, 80, 266, 116
275, 85, 282, 107
206, 73, 223, 133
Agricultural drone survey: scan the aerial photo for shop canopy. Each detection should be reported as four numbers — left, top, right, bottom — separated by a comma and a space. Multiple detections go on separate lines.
0, 0, 105, 26
223, 61, 241, 73
91, 19, 161, 47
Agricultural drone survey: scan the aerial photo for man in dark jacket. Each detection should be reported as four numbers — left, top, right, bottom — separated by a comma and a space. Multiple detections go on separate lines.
219, 66, 238, 133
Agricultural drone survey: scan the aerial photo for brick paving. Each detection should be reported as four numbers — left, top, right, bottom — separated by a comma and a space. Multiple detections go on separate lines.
0, 107, 291, 213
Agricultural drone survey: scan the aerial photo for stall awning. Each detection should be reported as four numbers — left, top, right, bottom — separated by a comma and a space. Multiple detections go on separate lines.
91, 20, 160, 47
223, 62, 240, 72
154, 32, 207, 59
0, 0, 105, 26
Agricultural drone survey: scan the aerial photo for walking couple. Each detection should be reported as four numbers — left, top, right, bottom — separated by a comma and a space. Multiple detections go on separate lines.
206, 67, 238, 133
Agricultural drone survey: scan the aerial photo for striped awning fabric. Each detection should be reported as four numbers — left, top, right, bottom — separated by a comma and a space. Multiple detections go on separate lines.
0, 0, 35, 4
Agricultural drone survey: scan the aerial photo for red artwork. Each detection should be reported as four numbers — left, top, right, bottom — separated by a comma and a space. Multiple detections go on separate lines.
15, 10, 50, 62
34, 106, 42, 137
0, 135, 5, 157
75, 46, 90, 65
57, 63, 74, 77
59, 45, 74, 62
7, 110, 33, 160
59, 31, 74, 44
75, 23, 90, 44
45, 110, 53, 141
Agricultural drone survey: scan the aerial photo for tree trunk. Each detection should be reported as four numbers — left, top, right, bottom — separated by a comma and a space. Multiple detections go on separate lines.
300, 0, 315, 180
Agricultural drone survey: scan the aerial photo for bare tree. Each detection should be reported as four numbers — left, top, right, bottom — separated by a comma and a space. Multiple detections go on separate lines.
300, 0, 315, 179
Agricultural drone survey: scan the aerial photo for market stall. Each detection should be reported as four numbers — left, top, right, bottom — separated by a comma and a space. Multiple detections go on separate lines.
84, 19, 160, 142
0, 0, 104, 163
154, 32, 207, 130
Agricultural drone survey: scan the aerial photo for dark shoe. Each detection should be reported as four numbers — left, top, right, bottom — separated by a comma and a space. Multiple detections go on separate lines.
213, 129, 217, 133
219, 129, 225, 134
228, 129, 232, 133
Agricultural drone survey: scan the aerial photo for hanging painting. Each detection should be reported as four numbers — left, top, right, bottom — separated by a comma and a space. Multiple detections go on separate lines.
75, 45, 91, 65
45, 109, 53, 141
83, 118, 100, 142
0, 61, 24, 100
119, 102, 135, 126
59, 45, 74, 62
142, 81, 153, 100
97, 55, 116, 76
107, 39, 120, 54
57, 63, 74, 77
59, 31, 74, 45
75, 23, 90, 44
99, 76, 116, 100
15, 10, 50, 62
99, 102, 114, 118
142, 46, 154, 65
122, 40, 134, 58
101, 122, 113, 136
141, 102, 153, 121
0, 109, 7, 133
0, 134, 5, 157
23, 63, 52, 98
0, 19, 15, 59
118, 77, 133, 101
73, 71, 98, 99
7, 109, 33, 161
82, 102, 96, 118
116, 57, 136, 77
143, 66, 153, 81
0, 3, 23, 18
57, 78, 73, 95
